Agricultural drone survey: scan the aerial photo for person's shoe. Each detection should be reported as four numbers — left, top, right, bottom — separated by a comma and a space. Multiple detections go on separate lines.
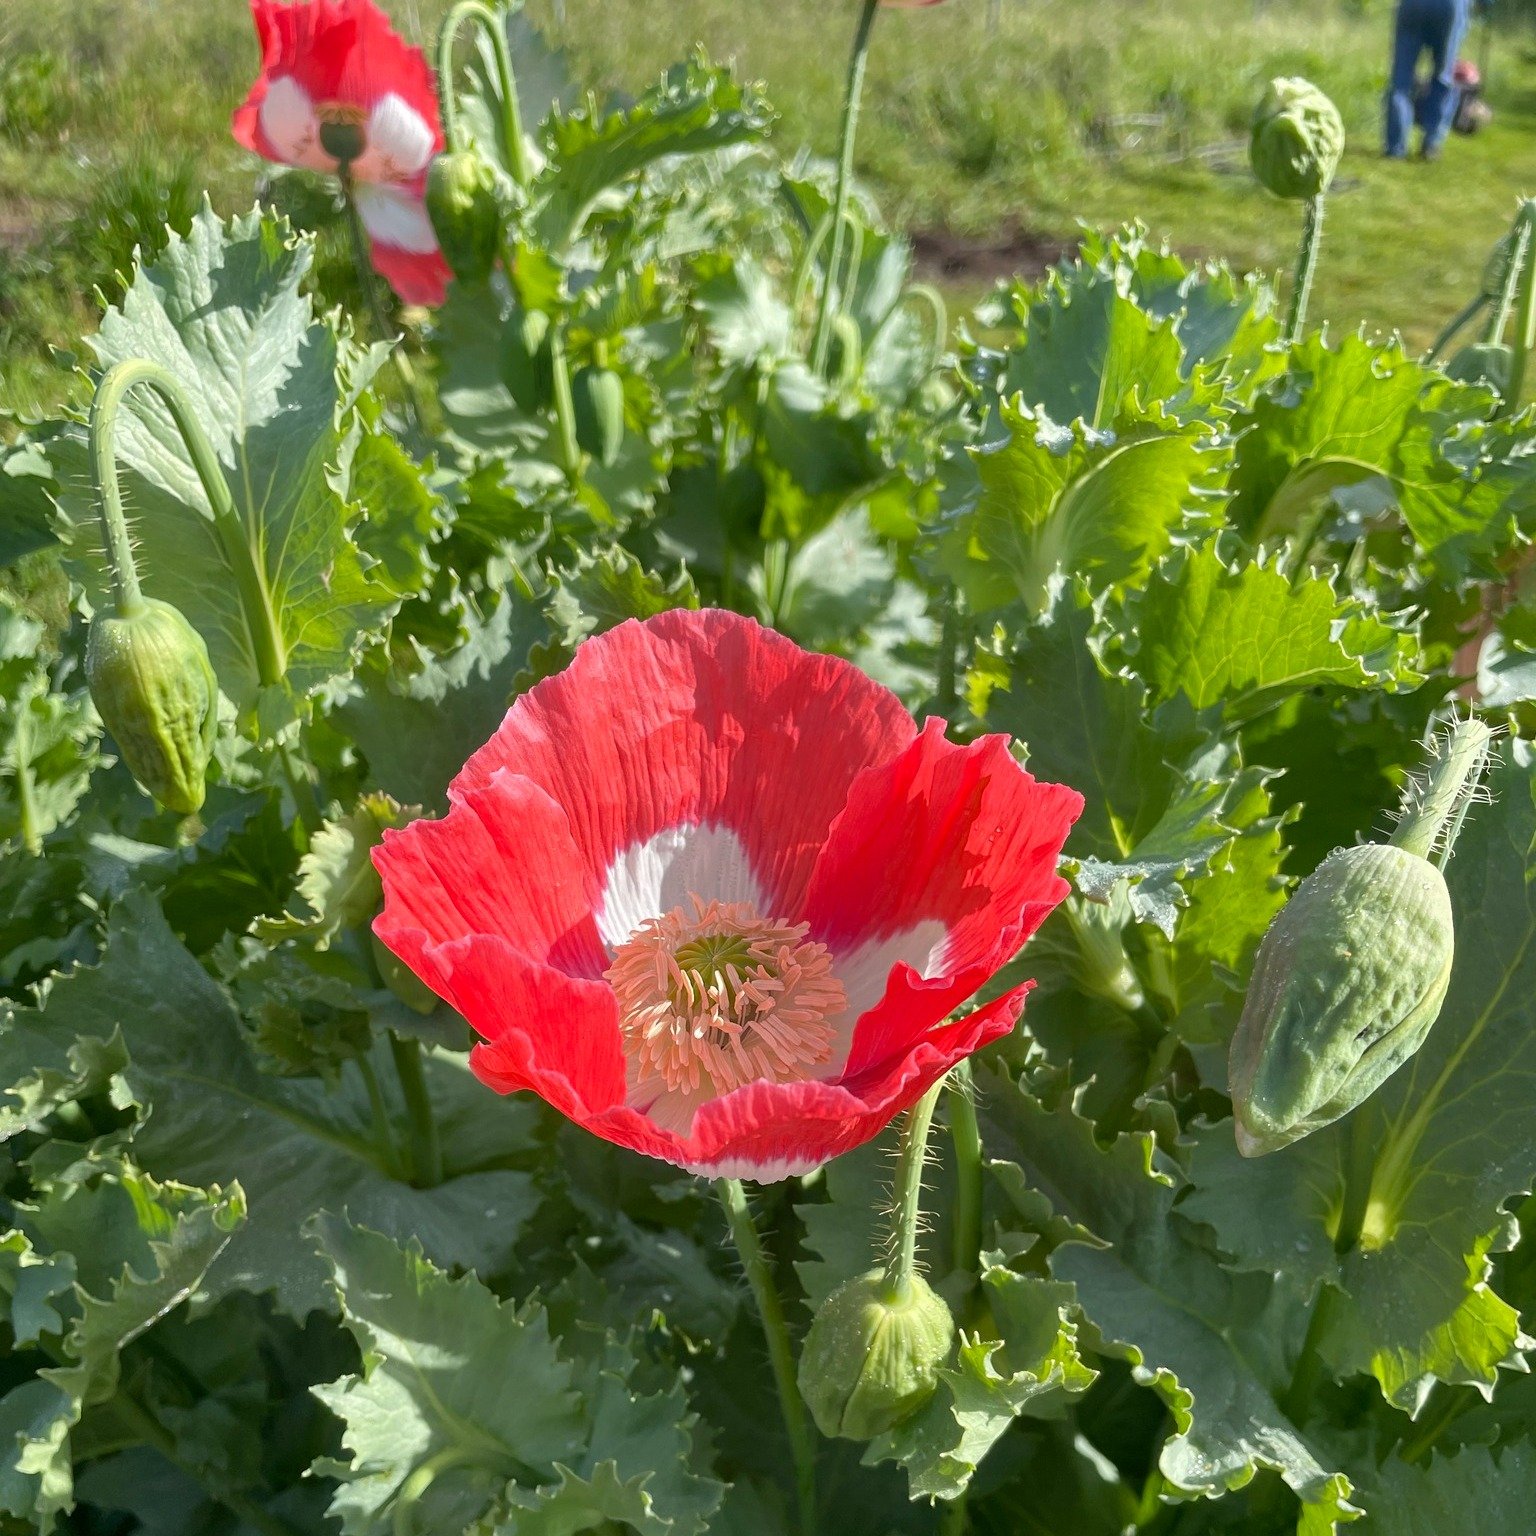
1420, 142, 1443, 162
1382, 148, 1409, 159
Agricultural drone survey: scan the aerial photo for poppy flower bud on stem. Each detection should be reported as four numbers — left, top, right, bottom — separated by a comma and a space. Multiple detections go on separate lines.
1250, 77, 1344, 344
426, 148, 503, 283
85, 360, 269, 814
1230, 718, 1492, 1158
798, 1081, 956, 1440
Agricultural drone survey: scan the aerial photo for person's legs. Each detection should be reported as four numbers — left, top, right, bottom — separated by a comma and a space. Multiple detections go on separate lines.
1420, 0, 1472, 153
1385, 2, 1426, 157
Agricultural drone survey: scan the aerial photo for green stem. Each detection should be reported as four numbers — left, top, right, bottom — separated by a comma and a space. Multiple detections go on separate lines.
1389, 717, 1493, 862
939, 1494, 970, 1536
810, 0, 880, 376
947, 1061, 983, 1282
546, 322, 582, 481
91, 359, 285, 686
389, 1033, 443, 1188
1424, 293, 1487, 362
12, 706, 40, 856
882, 1081, 944, 1300
1488, 214, 1534, 348
716, 1178, 817, 1536
357, 1053, 404, 1181
1501, 202, 1536, 416
110, 1389, 303, 1536
1284, 193, 1326, 346
935, 589, 960, 718
436, 0, 533, 187
1399, 1384, 1478, 1464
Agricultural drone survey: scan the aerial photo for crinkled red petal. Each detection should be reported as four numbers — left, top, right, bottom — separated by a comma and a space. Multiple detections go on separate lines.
368, 237, 452, 307
451, 610, 917, 920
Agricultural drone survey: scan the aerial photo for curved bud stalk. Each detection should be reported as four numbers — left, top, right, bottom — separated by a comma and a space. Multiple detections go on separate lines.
1250, 77, 1344, 345
85, 361, 273, 814
797, 1082, 956, 1441
1498, 199, 1536, 416
1230, 718, 1493, 1157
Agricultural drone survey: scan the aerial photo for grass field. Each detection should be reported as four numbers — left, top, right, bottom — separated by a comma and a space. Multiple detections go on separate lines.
1, 0, 1533, 412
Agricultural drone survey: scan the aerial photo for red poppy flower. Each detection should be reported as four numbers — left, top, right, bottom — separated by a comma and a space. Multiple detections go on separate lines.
374, 611, 1082, 1180
233, 0, 450, 306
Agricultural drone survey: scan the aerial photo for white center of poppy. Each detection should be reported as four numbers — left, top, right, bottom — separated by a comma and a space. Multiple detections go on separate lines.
606, 895, 847, 1098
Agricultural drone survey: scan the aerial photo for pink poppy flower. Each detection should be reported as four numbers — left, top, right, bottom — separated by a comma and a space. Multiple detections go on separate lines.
373, 610, 1082, 1181
233, 0, 450, 306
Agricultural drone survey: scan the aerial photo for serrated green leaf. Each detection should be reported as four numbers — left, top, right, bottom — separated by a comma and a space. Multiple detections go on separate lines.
977, 1065, 1358, 1523
1360, 1444, 1536, 1534
313, 1214, 586, 1534
1121, 543, 1418, 715
533, 54, 772, 251
939, 399, 1225, 616
6, 893, 541, 1318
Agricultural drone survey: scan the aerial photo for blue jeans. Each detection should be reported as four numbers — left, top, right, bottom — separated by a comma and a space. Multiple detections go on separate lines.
1385, 0, 1472, 155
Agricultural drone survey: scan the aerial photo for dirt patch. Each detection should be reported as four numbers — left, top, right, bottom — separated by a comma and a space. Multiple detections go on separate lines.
0, 203, 43, 254
910, 225, 1068, 286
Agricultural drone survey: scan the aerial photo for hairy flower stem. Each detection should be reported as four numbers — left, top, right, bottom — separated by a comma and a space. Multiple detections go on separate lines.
338, 173, 426, 431
92, 359, 285, 686
435, 0, 533, 186
716, 1177, 818, 1536
1284, 193, 1325, 346
883, 1080, 944, 1300
947, 1061, 983, 1284
546, 323, 583, 482
1501, 201, 1536, 415
357, 1054, 405, 1181
810, 0, 880, 376
1389, 717, 1493, 864
1486, 216, 1533, 347
389, 1033, 444, 1188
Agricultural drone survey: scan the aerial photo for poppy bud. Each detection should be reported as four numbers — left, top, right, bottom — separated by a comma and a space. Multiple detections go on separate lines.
572, 364, 625, 468
1250, 77, 1345, 201
797, 1269, 955, 1440
1229, 844, 1454, 1157
425, 148, 502, 284
502, 307, 554, 412
86, 598, 218, 816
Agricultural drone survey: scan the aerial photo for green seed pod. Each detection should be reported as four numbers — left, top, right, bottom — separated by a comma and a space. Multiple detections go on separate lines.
572, 364, 625, 467
425, 148, 502, 284
86, 598, 217, 816
501, 307, 554, 412
1447, 340, 1513, 394
1229, 844, 1453, 1157
797, 1269, 955, 1440
1250, 77, 1345, 201
1229, 718, 1491, 1157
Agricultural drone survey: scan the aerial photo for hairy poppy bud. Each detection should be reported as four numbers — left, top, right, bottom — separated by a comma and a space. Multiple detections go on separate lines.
1229, 719, 1490, 1156
86, 598, 217, 815
426, 148, 502, 284
572, 364, 625, 467
829, 313, 864, 390
1447, 340, 1513, 394
797, 1269, 955, 1440
1229, 844, 1453, 1157
502, 307, 554, 412
1250, 77, 1345, 201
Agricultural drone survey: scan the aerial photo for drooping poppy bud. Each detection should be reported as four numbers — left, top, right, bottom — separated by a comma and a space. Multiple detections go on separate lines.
797, 1269, 955, 1439
425, 148, 502, 284
86, 598, 218, 816
571, 364, 625, 467
1250, 77, 1345, 201
1229, 719, 1491, 1156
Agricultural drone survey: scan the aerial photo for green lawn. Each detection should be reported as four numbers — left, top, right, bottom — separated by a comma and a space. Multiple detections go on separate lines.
1, 0, 1532, 413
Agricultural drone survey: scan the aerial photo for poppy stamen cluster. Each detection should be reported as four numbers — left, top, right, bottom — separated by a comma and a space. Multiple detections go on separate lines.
608, 896, 846, 1099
